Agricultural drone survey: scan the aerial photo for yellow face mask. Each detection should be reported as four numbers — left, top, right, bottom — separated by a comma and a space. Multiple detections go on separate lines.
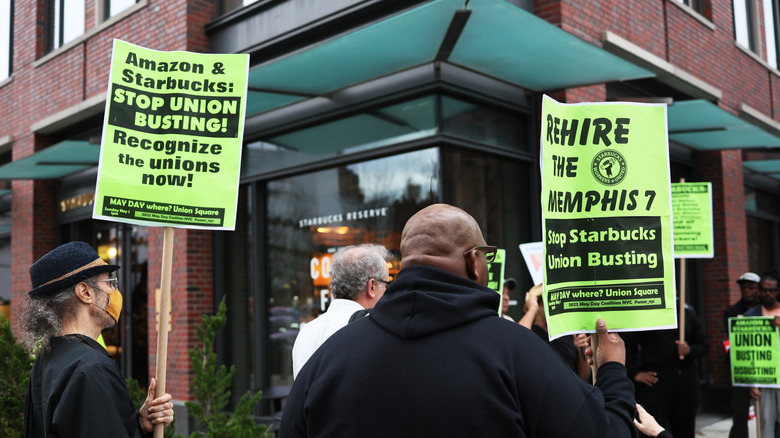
105, 289, 123, 323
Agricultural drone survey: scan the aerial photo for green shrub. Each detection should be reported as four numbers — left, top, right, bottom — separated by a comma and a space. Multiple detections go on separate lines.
0, 315, 33, 438
180, 297, 269, 438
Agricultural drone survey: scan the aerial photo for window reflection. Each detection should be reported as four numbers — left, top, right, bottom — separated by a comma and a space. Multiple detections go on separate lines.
106, 0, 138, 19
265, 148, 440, 385
243, 94, 526, 180
243, 96, 437, 178
50, 0, 85, 51
219, 0, 260, 15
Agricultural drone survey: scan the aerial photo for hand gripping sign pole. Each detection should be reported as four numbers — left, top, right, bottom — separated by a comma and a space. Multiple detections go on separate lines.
590, 327, 599, 385
154, 227, 174, 438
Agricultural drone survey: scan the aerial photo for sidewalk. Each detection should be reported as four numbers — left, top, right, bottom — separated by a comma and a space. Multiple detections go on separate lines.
696, 413, 756, 438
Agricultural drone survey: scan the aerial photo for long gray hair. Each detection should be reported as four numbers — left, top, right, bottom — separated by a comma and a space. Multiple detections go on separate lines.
18, 278, 100, 356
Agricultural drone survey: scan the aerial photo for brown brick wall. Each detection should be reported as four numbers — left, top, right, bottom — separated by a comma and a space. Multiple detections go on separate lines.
5, 0, 217, 401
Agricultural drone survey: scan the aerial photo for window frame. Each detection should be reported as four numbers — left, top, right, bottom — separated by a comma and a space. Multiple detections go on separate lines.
46, 0, 86, 53
733, 0, 761, 53
0, 0, 12, 82
42, 0, 144, 58
98, 0, 139, 22
766, 0, 780, 68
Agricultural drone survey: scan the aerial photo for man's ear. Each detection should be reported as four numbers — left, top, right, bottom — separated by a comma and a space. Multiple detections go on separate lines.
73, 281, 95, 304
465, 250, 480, 281
366, 278, 378, 299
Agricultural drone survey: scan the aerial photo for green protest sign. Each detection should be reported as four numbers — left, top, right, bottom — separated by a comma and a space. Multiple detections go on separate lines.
93, 39, 249, 230
487, 249, 506, 315
671, 182, 714, 258
540, 95, 676, 339
729, 317, 780, 387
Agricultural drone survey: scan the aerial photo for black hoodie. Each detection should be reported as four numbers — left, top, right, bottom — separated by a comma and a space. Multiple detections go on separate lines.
280, 265, 637, 438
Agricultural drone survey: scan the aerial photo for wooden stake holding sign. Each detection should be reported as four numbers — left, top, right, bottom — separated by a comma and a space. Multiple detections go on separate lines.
678, 178, 686, 359
679, 255, 686, 360
154, 227, 175, 438
590, 329, 599, 385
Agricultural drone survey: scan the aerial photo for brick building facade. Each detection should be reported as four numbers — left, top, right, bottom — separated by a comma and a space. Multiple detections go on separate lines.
3, 0, 780, 426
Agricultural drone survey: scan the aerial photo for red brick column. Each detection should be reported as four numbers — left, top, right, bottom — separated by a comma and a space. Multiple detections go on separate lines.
147, 227, 214, 401
698, 149, 749, 385
10, 138, 58, 333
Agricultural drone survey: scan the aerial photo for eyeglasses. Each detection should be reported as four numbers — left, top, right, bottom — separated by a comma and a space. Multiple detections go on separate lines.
375, 279, 393, 287
463, 245, 498, 263
760, 287, 780, 294
97, 277, 119, 291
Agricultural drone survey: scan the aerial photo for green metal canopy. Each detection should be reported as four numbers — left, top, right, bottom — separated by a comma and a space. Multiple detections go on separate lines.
743, 159, 780, 177
0, 140, 100, 180
668, 100, 780, 150
245, 0, 654, 118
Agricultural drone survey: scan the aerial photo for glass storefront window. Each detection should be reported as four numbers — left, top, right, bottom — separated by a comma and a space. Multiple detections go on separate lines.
265, 148, 440, 385
441, 96, 528, 152
242, 94, 526, 179
223, 185, 255, 408
243, 96, 437, 178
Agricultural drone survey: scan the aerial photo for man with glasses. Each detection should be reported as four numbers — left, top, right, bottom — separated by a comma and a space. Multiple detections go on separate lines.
291, 243, 393, 379
281, 204, 636, 438
18, 241, 174, 437
745, 269, 780, 438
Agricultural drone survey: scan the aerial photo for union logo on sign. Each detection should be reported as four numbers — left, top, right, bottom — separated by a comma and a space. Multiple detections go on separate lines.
591, 150, 627, 186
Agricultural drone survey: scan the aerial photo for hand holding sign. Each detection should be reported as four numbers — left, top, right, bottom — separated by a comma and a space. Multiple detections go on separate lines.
587, 318, 626, 372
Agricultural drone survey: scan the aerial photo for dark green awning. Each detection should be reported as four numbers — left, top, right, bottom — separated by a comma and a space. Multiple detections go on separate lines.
668, 100, 780, 150
0, 140, 99, 180
245, 0, 654, 117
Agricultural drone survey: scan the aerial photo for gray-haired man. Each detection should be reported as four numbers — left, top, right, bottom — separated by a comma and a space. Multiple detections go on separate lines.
291, 244, 392, 379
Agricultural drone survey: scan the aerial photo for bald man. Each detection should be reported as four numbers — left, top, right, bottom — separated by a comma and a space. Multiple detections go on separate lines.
280, 204, 636, 438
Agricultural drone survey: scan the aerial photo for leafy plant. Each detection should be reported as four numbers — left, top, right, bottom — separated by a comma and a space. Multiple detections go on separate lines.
179, 297, 269, 438
0, 314, 33, 438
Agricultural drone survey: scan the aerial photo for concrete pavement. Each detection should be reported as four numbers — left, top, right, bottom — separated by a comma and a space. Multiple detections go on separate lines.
696, 413, 756, 438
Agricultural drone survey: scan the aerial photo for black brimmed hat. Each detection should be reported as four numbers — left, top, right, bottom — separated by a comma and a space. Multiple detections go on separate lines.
28, 241, 119, 299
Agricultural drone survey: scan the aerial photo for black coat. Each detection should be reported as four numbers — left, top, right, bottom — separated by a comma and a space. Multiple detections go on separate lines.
24, 334, 149, 438
281, 265, 637, 438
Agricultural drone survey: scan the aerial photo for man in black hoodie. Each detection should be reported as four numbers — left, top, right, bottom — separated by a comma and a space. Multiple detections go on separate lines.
280, 204, 637, 438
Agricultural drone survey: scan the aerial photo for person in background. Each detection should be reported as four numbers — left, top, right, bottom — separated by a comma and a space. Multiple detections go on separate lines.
18, 241, 174, 438
291, 243, 392, 379
745, 270, 780, 438
280, 203, 637, 438
518, 284, 591, 380
501, 277, 516, 321
724, 271, 760, 438
624, 298, 709, 438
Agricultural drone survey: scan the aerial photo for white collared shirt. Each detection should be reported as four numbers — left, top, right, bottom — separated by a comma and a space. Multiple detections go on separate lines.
291, 299, 365, 379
